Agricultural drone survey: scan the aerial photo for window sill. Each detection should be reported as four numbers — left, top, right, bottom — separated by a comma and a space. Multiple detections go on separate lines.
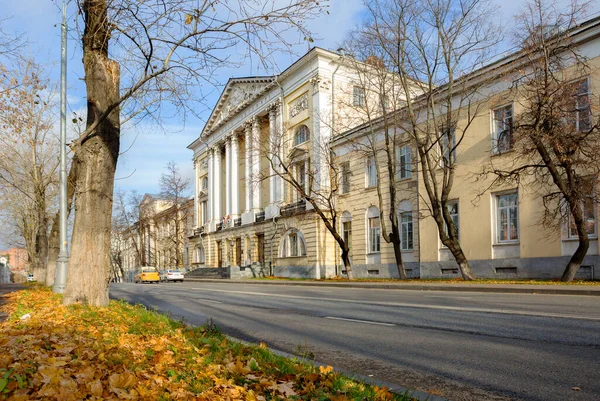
395, 176, 413, 182
278, 255, 307, 259
493, 241, 520, 246
364, 186, 377, 191
400, 249, 413, 253
366, 251, 381, 255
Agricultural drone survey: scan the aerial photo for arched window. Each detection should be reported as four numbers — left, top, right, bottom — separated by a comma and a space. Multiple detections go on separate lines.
279, 229, 307, 257
294, 125, 310, 146
367, 206, 380, 253
196, 244, 205, 264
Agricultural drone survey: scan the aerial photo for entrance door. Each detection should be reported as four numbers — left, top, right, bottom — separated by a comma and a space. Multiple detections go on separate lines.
216, 241, 222, 268
236, 238, 242, 266
256, 234, 265, 263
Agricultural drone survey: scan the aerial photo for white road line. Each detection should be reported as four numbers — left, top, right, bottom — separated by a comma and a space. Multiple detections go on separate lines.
324, 316, 395, 327
192, 287, 600, 321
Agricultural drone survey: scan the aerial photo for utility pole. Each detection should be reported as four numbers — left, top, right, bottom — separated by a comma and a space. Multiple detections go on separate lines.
53, 0, 69, 293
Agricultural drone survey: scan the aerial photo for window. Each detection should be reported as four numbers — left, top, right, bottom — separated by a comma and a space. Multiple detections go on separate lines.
366, 156, 378, 188
279, 229, 307, 257
294, 125, 310, 146
492, 105, 513, 153
440, 130, 457, 166
568, 78, 591, 132
445, 201, 459, 239
353, 86, 366, 107
201, 201, 208, 225
341, 212, 352, 253
196, 244, 205, 264
569, 196, 597, 238
340, 161, 351, 194
378, 95, 390, 112
396, 146, 412, 180
367, 207, 381, 253
496, 193, 519, 242
400, 212, 413, 251
296, 162, 307, 196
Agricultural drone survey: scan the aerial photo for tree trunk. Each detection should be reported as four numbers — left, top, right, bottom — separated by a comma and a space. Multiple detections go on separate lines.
447, 240, 474, 280
561, 217, 590, 282
390, 232, 407, 280
63, 0, 120, 306
46, 161, 77, 286
341, 249, 354, 280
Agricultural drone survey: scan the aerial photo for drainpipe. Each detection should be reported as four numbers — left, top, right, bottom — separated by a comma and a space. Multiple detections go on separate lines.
331, 49, 345, 277
331, 48, 346, 138
269, 216, 279, 277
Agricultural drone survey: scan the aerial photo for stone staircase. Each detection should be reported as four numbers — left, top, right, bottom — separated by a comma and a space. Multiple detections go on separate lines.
185, 267, 230, 279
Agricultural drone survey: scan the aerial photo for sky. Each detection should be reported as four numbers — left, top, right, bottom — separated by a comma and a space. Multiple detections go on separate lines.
0, 0, 557, 208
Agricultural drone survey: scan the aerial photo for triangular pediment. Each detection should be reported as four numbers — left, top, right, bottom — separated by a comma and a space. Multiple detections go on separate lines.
202, 77, 275, 137
287, 146, 308, 163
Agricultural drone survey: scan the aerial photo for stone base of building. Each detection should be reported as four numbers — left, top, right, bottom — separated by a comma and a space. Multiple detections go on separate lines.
419, 255, 599, 280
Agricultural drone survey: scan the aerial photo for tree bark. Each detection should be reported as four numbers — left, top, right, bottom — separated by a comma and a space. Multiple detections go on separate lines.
63, 0, 120, 306
561, 205, 590, 282
390, 232, 407, 280
46, 163, 77, 286
341, 249, 354, 280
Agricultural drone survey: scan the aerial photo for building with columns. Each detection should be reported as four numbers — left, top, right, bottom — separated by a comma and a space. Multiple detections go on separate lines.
188, 47, 380, 278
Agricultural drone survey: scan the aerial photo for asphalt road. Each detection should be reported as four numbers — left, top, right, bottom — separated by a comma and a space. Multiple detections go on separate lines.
109, 282, 600, 401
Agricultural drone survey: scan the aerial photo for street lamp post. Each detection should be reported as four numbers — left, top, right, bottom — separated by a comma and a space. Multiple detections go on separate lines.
53, 0, 69, 293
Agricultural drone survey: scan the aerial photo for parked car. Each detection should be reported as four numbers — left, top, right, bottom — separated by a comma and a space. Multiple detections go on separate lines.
162, 269, 185, 283
134, 267, 160, 284
27, 273, 35, 282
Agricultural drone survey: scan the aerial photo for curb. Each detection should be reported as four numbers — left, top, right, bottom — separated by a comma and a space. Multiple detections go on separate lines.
184, 278, 600, 296
226, 335, 449, 401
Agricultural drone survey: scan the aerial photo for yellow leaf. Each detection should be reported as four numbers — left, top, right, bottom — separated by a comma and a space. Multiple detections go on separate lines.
185, 14, 193, 25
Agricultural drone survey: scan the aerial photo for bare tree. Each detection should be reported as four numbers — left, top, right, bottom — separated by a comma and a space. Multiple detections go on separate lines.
482, 0, 599, 281
159, 161, 191, 268
0, 59, 59, 283
335, 36, 417, 280
353, 0, 501, 280
64, 0, 326, 305
263, 122, 357, 279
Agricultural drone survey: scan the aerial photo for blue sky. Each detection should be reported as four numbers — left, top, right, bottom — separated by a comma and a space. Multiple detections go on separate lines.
1, 0, 534, 199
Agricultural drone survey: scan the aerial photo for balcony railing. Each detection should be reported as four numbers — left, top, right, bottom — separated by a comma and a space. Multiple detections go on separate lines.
216, 222, 223, 231
234, 217, 241, 227
280, 199, 307, 216
256, 211, 265, 223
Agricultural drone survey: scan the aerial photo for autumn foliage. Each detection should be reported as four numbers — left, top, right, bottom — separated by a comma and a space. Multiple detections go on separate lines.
0, 287, 405, 400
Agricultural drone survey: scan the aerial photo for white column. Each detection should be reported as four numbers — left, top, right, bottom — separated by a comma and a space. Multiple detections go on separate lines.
225, 135, 232, 217
244, 123, 252, 213
251, 117, 261, 212
207, 148, 213, 224
213, 145, 222, 224
268, 105, 277, 205
231, 134, 240, 217
193, 158, 199, 227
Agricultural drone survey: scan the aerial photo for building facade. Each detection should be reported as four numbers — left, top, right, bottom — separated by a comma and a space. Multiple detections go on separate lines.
331, 17, 600, 279
189, 18, 600, 280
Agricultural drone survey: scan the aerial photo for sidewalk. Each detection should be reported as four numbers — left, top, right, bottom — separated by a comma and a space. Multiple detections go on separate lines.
0, 283, 24, 322
185, 278, 600, 296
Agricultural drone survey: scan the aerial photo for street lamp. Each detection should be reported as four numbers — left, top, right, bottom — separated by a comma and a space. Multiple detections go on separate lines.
53, 0, 69, 293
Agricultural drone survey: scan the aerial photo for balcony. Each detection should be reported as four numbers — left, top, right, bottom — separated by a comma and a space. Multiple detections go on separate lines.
280, 199, 306, 217
234, 217, 241, 227
256, 211, 265, 223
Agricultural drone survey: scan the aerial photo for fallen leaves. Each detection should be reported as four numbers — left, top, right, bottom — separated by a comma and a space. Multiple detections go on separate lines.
0, 287, 407, 400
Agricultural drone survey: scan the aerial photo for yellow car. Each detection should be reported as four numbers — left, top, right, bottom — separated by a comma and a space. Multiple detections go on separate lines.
134, 267, 160, 284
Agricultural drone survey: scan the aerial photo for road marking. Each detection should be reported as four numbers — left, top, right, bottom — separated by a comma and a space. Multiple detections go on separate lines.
192, 287, 600, 321
324, 316, 395, 327
198, 298, 223, 304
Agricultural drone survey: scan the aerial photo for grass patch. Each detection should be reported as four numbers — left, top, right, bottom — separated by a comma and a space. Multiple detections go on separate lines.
0, 286, 414, 400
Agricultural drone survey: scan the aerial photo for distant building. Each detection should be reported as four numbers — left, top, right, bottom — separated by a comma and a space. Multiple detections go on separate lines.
0, 247, 29, 273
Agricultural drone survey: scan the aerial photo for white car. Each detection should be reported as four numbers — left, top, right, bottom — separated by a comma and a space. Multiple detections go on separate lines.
162, 269, 184, 282
27, 274, 35, 282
